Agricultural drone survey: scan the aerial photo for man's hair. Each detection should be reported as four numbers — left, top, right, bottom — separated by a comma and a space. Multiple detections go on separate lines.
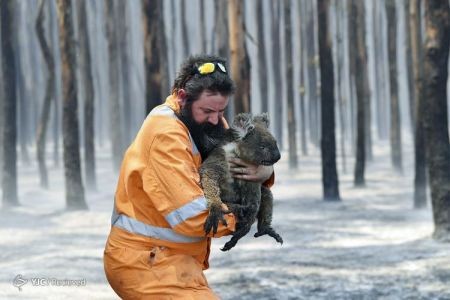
172, 54, 235, 102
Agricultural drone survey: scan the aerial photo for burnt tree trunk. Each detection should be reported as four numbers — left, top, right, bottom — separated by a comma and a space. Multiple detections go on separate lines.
213, 0, 231, 119
180, 0, 190, 57
77, 0, 96, 191
423, 0, 450, 241
158, 1, 169, 97
14, 24, 30, 166
270, 0, 283, 148
299, 0, 308, 156
306, 0, 320, 148
284, 0, 298, 169
372, 1, 382, 140
1, 0, 19, 208
116, 0, 131, 146
385, 0, 403, 173
255, 1, 269, 112
318, 0, 340, 201
410, 0, 427, 209
105, 0, 123, 170
199, 0, 207, 52
170, 0, 177, 76
49, 0, 60, 167
142, 0, 163, 114
335, 0, 346, 172
374, 1, 388, 140
214, 0, 229, 60
404, 0, 415, 132
228, 0, 251, 114
0, 34, 3, 187
352, 0, 368, 187
56, 0, 87, 210
346, 0, 356, 156
256, 0, 268, 113
35, 0, 55, 189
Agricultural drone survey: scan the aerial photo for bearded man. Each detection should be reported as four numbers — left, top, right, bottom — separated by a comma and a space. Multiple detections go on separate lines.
103, 55, 274, 299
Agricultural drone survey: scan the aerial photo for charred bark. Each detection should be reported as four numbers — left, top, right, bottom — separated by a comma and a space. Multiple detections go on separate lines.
423, 0, 450, 241
228, 0, 251, 114
116, 0, 131, 146
213, 0, 229, 60
180, 0, 190, 57
410, 0, 427, 209
256, 0, 268, 113
213, 0, 231, 119
352, 0, 369, 187
299, 0, 308, 156
334, 0, 346, 172
284, 0, 298, 169
142, 0, 164, 114
318, 0, 340, 201
105, 0, 123, 170
270, 0, 283, 148
306, 0, 320, 148
1, 0, 19, 207
35, 0, 55, 189
56, 0, 87, 210
199, 0, 207, 52
77, 0, 96, 191
404, 0, 415, 132
385, 0, 403, 173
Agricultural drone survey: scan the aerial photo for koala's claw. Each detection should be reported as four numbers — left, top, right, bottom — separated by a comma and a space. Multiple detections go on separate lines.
204, 205, 228, 236
220, 240, 237, 251
254, 227, 283, 245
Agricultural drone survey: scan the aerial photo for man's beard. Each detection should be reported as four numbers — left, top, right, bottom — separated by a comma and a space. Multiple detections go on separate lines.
176, 102, 226, 160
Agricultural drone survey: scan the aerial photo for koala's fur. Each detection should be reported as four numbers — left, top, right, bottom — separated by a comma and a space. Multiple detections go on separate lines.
199, 113, 283, 251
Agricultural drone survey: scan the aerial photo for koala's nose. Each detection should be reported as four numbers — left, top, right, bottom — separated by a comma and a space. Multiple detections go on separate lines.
273, 149, 281, 163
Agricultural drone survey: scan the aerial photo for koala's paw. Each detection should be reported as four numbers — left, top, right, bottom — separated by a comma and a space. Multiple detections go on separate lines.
204, 205, 228, 236
220, 239, 237, 252
254, 227, 283, 245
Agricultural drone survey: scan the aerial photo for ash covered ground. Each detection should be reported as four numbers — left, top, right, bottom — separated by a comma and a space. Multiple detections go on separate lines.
0, 141, 449, 299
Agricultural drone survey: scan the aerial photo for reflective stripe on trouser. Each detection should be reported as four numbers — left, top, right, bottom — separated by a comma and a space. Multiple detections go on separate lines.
104, 231, 219, 300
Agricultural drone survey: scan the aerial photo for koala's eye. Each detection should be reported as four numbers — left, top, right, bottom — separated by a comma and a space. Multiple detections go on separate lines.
259, 146, 266, 150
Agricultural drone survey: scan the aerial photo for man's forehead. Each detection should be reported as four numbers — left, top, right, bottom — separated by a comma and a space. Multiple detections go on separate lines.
196, 93, 228, 110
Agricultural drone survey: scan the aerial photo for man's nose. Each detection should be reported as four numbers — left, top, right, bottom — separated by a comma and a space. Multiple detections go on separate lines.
208, 114, 219, 125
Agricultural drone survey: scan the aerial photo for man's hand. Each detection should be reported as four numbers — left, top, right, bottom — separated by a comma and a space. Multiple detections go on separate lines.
228, 157, 273, 183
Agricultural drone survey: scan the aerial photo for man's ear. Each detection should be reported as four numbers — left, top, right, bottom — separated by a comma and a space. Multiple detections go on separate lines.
176, 89, 187, 107
253, 112, 270, 128
232, 113, 255, 139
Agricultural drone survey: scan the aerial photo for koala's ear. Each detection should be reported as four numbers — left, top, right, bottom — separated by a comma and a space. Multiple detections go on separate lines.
232, 113, 255, 139
253, 112, 270, 128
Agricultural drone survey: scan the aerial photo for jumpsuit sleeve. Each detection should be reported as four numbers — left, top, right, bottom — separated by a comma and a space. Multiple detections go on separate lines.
263, 172, 275, 188
143, 129, 236, 238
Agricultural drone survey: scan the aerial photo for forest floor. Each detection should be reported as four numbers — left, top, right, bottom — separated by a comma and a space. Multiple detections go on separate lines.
0, 140, 449, 299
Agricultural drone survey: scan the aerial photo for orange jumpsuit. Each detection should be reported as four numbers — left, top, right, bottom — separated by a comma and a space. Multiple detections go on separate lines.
104, 95, 236, 299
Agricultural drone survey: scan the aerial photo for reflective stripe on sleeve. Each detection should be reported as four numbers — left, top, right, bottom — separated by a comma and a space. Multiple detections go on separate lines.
165, 196, 208, 227
113, 213, 205, 243
149, 105, 176, 118
189, 134, 200, 155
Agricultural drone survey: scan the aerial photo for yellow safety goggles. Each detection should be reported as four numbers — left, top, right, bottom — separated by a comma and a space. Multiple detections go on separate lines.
196, 62, 227, 75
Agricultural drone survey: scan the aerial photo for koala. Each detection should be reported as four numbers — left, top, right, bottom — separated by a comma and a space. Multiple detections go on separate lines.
199, 112, 283, 251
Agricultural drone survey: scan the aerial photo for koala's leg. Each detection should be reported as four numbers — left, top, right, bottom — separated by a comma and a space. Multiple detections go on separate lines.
201, 174, 228, 236
254, 186, 283, 244
221, 223, 252, 251
227, 182, 261, 221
